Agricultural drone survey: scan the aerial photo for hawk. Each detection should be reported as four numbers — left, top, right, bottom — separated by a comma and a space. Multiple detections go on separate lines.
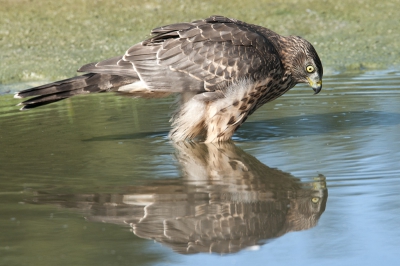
15, 15, 323, 142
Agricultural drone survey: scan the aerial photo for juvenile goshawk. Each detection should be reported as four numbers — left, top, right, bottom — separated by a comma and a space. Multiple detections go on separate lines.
15, 15, 323, 142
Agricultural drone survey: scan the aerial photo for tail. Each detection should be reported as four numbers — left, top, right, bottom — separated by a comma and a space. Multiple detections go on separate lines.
14, 73, 138, 110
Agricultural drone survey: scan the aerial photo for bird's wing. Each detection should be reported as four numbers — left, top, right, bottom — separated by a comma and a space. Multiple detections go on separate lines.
81, 16, 282, 92
78, 56, 139, 77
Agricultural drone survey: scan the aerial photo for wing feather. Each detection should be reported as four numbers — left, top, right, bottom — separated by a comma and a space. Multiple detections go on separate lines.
78, 56, 138, 77
78, 15, 282, 93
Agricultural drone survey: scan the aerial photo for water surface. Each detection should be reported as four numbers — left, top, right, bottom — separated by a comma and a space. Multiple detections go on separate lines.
1, 69, 400, 265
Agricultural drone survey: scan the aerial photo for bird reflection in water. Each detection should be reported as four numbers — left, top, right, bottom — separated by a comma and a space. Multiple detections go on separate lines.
32, 142, 327, 254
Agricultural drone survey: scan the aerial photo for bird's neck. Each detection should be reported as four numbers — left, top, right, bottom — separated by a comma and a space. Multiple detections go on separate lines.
275, 35, 300, 75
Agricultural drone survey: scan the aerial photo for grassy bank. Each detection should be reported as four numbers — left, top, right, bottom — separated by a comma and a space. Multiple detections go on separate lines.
1, 0, 399, 83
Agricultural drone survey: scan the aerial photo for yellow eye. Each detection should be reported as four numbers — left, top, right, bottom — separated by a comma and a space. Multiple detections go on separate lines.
306, 65, 315, 73
311, 197, 320, 203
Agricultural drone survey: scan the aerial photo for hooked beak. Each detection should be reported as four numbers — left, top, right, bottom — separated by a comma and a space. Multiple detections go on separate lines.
307, 77, 322, 94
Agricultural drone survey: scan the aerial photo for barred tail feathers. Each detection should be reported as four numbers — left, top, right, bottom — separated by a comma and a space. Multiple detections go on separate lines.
15, 73, 138, 110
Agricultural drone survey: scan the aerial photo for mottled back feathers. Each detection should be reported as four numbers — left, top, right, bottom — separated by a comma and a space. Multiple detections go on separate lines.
82, 15, 284, 93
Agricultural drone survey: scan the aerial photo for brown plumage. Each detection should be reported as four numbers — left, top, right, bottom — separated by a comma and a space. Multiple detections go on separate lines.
15, 15, 323, 142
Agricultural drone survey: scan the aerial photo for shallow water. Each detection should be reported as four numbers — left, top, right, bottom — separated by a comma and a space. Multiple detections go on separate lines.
1, 69, 400, 265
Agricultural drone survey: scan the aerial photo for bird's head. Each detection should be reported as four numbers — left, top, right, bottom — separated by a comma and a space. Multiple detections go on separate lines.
282, 36, 323, 94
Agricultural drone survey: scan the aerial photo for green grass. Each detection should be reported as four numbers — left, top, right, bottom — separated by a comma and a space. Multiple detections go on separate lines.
1, 0, 399, 83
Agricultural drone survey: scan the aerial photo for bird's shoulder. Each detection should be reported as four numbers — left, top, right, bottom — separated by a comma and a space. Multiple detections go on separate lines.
122, 16, 284, 92
147, 15, 280, 54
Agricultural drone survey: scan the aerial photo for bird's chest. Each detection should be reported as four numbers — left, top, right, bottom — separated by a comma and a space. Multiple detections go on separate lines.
249, 74, 295, 112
